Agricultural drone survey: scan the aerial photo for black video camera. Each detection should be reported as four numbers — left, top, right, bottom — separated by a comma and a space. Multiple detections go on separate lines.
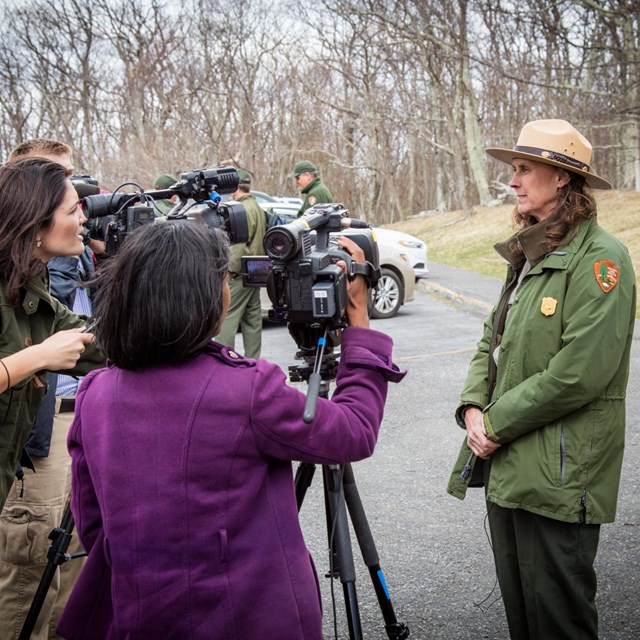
81, 167, 248, 255
70, 174, 100, 199
69, 174, 102, 246
241, 203, 380, 327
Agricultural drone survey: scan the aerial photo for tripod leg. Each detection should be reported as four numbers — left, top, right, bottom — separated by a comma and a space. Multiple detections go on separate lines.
342, 464, 410, 640
18, 501, 76, 640
294, 462, 316, 511
323, 465, 363, 640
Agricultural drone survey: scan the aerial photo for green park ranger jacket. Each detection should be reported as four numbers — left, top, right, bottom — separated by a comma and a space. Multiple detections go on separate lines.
0, 277, 103, 508
447, 216, 636, 524
229, 193, 267, 274
297, 177, 334, 217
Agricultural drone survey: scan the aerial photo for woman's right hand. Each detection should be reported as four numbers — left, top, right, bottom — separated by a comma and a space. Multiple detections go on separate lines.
35, 328, 95, 370
336, 236, 370, 328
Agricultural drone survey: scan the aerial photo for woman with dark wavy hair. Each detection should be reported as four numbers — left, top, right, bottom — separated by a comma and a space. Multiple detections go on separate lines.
448, 120, 636, 639
58, 221, 405, 640
0, 157, 102, 511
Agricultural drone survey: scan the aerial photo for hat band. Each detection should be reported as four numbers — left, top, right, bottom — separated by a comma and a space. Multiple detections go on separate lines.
513, 145, 590, 172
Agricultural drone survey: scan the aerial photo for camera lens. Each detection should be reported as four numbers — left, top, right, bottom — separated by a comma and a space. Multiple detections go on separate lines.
81, 192, 136, 219
264, 227, 300, 260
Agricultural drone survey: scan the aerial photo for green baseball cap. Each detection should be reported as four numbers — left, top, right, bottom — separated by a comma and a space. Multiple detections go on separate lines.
154, 173, 178, 189
287, 160, 318, 178
236, 169, 251, 184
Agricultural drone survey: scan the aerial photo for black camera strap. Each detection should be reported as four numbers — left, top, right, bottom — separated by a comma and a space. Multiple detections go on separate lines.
349, 261, 381, 288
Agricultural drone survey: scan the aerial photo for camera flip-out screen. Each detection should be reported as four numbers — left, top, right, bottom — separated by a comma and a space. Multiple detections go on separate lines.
241, 256, 273, 287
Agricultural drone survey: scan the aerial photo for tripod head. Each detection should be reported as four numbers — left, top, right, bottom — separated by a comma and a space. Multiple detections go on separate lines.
287, 323, 341, 379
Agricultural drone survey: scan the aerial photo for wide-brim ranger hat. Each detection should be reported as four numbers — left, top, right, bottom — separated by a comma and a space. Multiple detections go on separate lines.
485, 119, 612, 190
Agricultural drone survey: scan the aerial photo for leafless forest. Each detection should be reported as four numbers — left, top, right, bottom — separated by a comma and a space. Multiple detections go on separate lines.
1, 0, 638, 224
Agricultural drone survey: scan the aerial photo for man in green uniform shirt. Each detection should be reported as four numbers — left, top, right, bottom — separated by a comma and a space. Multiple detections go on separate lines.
288, 160, 334, 217
153, 173, 178, 215
215, 170, 267, 359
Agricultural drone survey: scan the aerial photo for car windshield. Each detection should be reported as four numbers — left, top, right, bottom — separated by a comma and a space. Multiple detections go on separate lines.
251, 191, 278, 203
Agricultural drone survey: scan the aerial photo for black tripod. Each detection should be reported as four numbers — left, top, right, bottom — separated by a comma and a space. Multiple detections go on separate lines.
18, 499, 86, 640
288, 323, 409, 640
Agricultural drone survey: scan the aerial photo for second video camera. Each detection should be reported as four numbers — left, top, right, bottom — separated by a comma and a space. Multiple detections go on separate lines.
81, 167, 248, 254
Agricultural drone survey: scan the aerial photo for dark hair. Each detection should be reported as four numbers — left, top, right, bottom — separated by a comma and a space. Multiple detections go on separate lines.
513, 171, 597, 254
0, 157, 70, 305
92, 222, 230, 370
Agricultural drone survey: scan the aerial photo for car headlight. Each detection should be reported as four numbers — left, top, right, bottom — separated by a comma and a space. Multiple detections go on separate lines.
398, 240, 424, 249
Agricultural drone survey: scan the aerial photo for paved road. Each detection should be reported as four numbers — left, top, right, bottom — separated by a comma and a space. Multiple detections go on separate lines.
254, 264, 640, 639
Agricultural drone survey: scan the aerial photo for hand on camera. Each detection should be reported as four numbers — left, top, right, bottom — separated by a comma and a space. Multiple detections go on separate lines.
336, 236, 370, 329
36, 328, 95, 371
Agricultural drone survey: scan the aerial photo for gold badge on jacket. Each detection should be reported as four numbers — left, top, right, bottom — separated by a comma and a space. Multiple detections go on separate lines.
540, 297, 558, 316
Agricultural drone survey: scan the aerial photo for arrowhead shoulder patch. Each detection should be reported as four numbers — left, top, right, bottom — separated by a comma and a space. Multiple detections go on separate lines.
594, 260, 620, 293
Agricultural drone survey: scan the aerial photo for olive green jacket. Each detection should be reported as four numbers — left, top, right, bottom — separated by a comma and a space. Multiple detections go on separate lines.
229, 193, 267, 274
447, 217, 636, 524
0, 277, 104, 508
297, 177, 333, 217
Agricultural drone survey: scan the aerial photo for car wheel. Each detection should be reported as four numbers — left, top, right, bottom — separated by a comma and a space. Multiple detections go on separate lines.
371, 268, 404, 319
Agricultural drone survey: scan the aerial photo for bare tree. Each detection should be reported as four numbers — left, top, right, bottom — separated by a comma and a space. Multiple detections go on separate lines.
1, 0, 637, 216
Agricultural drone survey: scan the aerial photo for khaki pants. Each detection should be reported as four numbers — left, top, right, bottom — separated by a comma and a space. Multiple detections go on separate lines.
0, 402, 86, 640
216, 277, 263, 359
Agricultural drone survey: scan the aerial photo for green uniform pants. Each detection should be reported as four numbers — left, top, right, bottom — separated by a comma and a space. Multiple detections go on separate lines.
215, 276, 262, 359
487, 501, 600, 640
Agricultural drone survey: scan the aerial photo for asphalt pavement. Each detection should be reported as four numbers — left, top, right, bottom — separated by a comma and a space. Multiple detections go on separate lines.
418, 262, 502, 318
256, 263, 640, 640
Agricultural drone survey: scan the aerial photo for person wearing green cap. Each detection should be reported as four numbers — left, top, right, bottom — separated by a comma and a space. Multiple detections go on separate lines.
153, 173, 178, 215
287, 160, 333, 217
215, 169, 267, 359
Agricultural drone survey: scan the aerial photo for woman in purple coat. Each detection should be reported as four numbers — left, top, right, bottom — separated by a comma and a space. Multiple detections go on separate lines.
57, 221, 404, 639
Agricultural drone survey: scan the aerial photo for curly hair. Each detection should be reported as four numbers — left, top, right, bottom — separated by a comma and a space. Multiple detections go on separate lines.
513, 172, 597, 254
92, 222, 230, 370
0, 158, 70, 305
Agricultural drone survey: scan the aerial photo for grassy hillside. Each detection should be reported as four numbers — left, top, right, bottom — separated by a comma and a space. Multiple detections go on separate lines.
388, 189, 640, 314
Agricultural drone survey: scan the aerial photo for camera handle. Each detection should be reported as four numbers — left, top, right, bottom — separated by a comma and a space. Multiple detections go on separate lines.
303, 327, 331, 424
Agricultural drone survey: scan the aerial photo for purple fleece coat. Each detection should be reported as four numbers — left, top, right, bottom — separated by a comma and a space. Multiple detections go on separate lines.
57, 327, 404, 640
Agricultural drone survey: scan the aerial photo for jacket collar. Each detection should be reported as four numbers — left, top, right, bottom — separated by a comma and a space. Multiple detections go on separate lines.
494, 216, 596, 271
494, 219, 550, 269
301, 177, 321, 195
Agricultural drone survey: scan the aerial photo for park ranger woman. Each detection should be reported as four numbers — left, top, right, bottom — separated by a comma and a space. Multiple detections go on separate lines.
448, 119, 636, 639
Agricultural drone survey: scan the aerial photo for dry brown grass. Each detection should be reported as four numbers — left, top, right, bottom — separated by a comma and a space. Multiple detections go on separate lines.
388, 189, 640, 315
